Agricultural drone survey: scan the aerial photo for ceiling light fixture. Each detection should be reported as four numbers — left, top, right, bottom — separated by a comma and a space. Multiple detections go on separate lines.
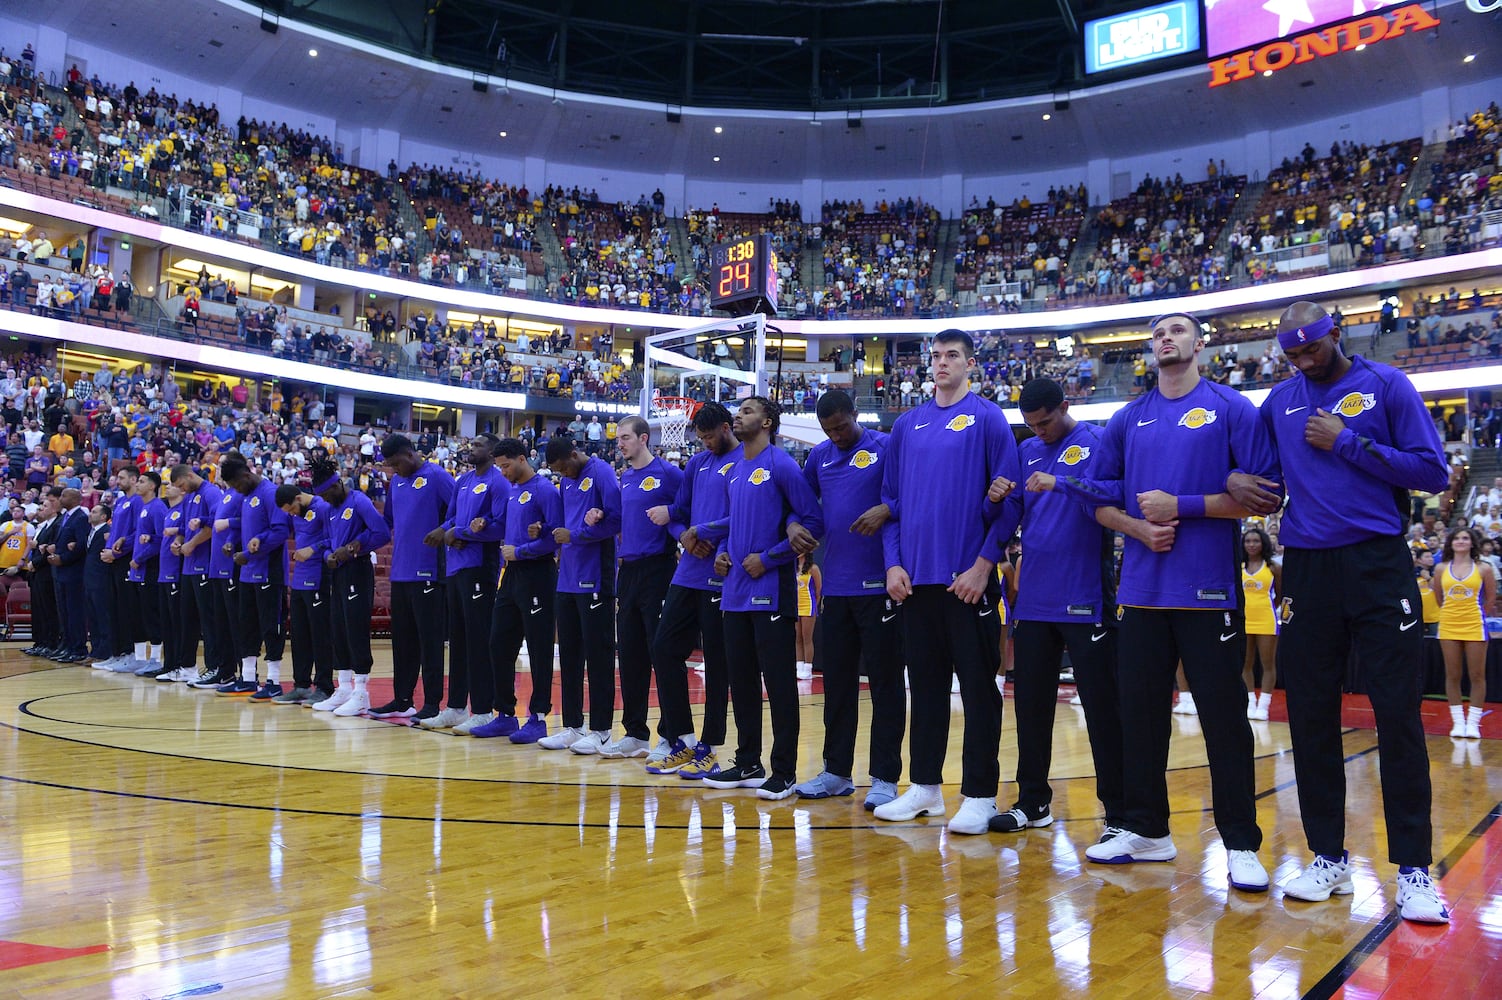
308, 48, 318, 57
1042, 113, 1051, 121
1464, 54, 1477, 63
498, 131, 508, 137
714, 126, 723, 134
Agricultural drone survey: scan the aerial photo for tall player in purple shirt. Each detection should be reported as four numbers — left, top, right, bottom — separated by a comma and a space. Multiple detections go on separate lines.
126, 471, 166, 674
381, 435, 457, 724
441, 434, 508, 736
644, 402, 739, 779
481, 437, 563, 745
991, 378, 1125, 839
275, 483, 336, 705
95, 465, 139, 670
789, 390, 905, 808
1234, 301, 1452, 923
1033, 312, 1274, 892
605, 416, 683, 759
876, 330, 1022, 834
698, 396, 824, 800
169, 464, 223, 688
222, 451, 291, 699
539, 437, 623, 752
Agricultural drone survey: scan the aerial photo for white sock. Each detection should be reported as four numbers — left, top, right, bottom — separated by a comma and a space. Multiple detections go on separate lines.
679, 732, 696, 746
134, 641, 148, 661
1256, 692, 1272, 711
1247, 692, 1257, 709
1466, 705, 1484, 726
149, 643, 163, 663
338, 669, 353, 688
353, 673, 368, 690
241, 656, 258, 682
266, 660, 282, 684
1451, 704, 1466, 726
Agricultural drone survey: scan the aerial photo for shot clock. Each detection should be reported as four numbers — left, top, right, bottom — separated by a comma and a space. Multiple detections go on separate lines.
708, 233, 780, 315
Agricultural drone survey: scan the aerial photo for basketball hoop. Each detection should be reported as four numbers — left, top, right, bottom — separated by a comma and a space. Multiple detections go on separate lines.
651, 395, 702, 451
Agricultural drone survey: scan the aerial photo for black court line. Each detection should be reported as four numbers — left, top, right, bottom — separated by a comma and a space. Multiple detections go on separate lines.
0, 772, 924, 831
1299, 798, 1502, 1000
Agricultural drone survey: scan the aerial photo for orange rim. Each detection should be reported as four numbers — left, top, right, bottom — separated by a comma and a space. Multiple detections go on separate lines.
652, 396, 703, 418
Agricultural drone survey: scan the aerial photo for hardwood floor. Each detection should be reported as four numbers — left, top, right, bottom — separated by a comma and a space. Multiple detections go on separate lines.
0, 647, 1496, 998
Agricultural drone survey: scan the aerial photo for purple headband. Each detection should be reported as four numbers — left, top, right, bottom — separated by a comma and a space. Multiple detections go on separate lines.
1277, 315, 1334, 351
310, 474, 338, 493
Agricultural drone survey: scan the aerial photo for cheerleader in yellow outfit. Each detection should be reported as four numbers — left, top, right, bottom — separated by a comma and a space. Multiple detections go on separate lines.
1241, 527, 1281, 721
1434, 527, 1493, 739
795, 554, 821, 680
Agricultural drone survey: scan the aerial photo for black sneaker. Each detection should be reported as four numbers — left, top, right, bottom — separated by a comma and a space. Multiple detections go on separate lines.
988, 805, 1054, 833
702, 761, 768, 789
756, 774, 797, 801
368, 699, 417, 719
413, 704, 440, 722
189, 670, 234, 690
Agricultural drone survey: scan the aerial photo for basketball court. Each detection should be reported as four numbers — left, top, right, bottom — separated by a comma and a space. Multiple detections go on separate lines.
1, 648, 1497, 997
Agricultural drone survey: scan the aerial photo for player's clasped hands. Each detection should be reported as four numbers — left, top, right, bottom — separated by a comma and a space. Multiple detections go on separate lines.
850, 503, 890, 536
645, 504, 671, 526
1024, 472, 1056, 492
584, 507, 603, 527
986, 476, 1015, 503
786, 522, 817, 555
1226, 472, 1282, 516
527, 521, 543, 539
713, 551, 733, 577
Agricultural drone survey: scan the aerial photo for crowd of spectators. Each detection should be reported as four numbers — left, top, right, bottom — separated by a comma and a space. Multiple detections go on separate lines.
813, 197, 936, 318
954, 185, 1086, 312
551, 189, 696, 313
686, 200, 806, 316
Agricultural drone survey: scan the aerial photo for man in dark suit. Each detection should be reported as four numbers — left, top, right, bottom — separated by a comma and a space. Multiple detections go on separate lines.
49, 486, 88, 661
23, 488, 60, 657
83, 500, 112, 662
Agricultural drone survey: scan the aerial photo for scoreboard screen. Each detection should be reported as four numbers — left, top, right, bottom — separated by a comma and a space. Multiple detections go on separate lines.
708, 234, 779, 315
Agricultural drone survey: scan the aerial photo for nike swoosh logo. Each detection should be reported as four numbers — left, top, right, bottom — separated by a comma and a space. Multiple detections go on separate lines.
530, 607, 544, 615
821, 459, 837, 468
881, 613, 897, 623
979, 609, 994, 617
470, 592, 483, 600
710, 596, 721, 604
770, 615, 782, 622
914, 422, 930, 429
589, 602, 603, 610
1028, 458, 1044, 466
1399, 620, 1418, 631
1136, 418, 1157, 427
1091, 631, 1107, 642
1285, 406, 1308, 415
260, 584, 270, 590
1220, 632, 1237, 642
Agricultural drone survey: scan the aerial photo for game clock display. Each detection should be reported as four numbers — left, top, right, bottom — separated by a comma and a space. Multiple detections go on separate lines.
709, 233, 780, 315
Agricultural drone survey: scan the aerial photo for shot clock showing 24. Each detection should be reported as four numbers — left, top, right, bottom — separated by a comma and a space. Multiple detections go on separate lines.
708, 233, 780, 316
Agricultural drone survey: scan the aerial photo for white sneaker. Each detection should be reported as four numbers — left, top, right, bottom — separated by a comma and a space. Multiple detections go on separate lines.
332, 689, 371, 717
796, 661, 813, 680
1251, 703, 1270, 722
452, 711, 496, 736
312, 685, 353, 712
419, 707, 470, 730
1085, 829, 1177, 863
1282, 853, 1353, 901
950, 674, 960, 693
947, 796, 998, 835
644, 738, 673, 765
1173, 693, 1197, 716
1227, 850, 1270, 892
92, 655, 120, 670
155, 666, 193, 683
569, 730, 611, 755
1395, 868, 1451, 924
873, 783, 946, 822
538, 726, 586, 750
599, 735, 651, 759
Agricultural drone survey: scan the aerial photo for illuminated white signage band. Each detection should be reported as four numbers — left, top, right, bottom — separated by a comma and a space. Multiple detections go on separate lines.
1086, 2, 1200, 74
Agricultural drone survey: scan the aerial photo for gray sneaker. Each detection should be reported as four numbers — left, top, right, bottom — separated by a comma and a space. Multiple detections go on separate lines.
272, 686, 316, 705
419, 706, 471, 730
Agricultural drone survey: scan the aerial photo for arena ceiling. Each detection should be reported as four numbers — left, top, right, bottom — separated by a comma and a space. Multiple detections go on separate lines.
16, 0, 1502, 184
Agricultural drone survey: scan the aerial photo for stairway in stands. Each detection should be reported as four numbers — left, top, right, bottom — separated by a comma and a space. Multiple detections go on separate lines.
1066, 209, 1104, 277
931, 218, 960, 298
1212, 179, 1268, 260
798, 234, 824, 297
666, 216, 696, 283
535, 213, 568, 285
1399, 141, 1446, 208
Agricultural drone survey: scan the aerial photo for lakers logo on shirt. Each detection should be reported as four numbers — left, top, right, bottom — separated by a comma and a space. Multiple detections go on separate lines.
1059, 445, 1090, 466
1334, 391, 1376, 418
412, 477, 428, 490
945, 414, 975, 433
472, 483, 488, 495
1177, 407, 1218, 429
1447, 583, 1476, 599
341, 508, 354, 520
304, 510, 317, 522
749, 467, 772, 486
579, 477, 593, 492
717, 462, 735, 476
518, 490, 533, 505
640, 476, 661, 492
249, 497, 261, 508
849, 450, 878, 469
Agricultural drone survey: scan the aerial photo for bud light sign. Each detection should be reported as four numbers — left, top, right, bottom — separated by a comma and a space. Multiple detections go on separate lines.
1085, 2, 1201, 74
